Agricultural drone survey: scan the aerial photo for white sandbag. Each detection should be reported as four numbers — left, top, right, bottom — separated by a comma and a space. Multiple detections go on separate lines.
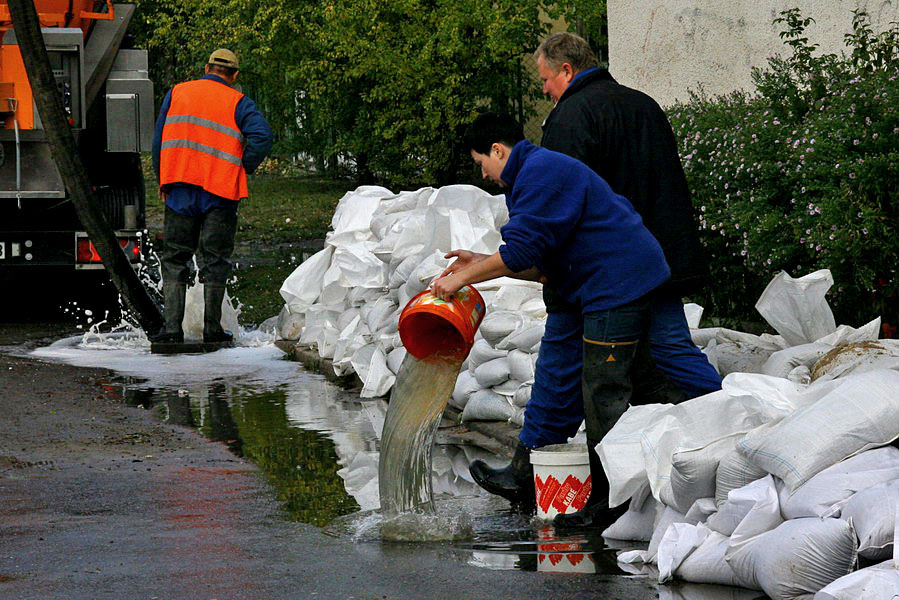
507, 349, 535, 383
276, 304, 305, 341
520, 297, 547, 320
603, 483, 660, 542
737, 369, 899, 494
811, 339, 899, 381
512, 383, 532, 408
397, 278, 418, 309
461, 389, 515, 422
754, 269, 837, 347
467, 339, 508, 370
814, 316, 881, 346
598, 388, 770, 507
279, 246, 335, 312
364, 297, 398, 333
346, 285, 383, 306
386, 346, 406, 375
318, 262, 349, 306
357, 345, 395, 398
333, 305, 357, 329
387, 254, 420, 289
779, 446, 899, 519
327, 186, 392, 243
658, 522, 711, 583
761, 343, 834, 379
496, 323, 545, 351
814, 560, 899, 600
474, 357, 511, 387
509, 407, 525, 427
840, 480, 899, 560
662, 434, 742, 515
617, 505, 689, 565
489, 284, 540, 312
479, 311, 525, 346
721, 372, 822, 421
787, 365, 811, 384
330, 242, 387, 289
705, 329, 781, 376
715, 446, 770, 507
315, 321, 339, 358
332, 315, 370, 376
714, 476, 783, 555
489, 379, 519, 397
672, 528, 744, 587
298, 303, 342, 346
691, 327, 721, 348
727, 517, 857, 599
684, 303, 704, 329
450, 370, 480, 410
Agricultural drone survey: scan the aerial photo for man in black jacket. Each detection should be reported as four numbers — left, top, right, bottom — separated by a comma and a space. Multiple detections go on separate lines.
469, 33, 721, 530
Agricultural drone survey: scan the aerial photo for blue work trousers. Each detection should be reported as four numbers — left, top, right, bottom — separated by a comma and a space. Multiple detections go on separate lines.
519, 294, 711, 449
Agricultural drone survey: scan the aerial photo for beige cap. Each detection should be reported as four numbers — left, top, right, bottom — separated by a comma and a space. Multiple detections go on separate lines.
208, 48, 239, 70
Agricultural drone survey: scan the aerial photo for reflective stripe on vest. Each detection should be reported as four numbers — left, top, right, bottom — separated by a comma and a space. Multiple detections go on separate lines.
159, 79, 248, 201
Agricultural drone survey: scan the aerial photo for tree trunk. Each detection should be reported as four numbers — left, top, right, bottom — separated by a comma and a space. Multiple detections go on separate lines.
7, 0, 163, 333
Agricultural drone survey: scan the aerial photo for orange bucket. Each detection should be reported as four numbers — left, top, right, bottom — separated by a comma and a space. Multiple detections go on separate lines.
398, 285, 486, 361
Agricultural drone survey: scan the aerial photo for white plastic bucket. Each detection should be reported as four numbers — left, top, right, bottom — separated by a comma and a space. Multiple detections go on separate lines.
530, 443, 592, 520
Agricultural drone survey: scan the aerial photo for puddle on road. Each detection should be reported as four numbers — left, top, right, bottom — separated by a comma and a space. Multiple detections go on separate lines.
21, 332, 765, 598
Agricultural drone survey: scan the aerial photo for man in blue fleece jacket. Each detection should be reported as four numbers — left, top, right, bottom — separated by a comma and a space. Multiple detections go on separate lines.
432, 112, 686, 529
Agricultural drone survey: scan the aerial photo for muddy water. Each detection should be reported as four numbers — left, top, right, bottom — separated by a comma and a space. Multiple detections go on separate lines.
378, 355, 462, 516
14, 331, 768, 598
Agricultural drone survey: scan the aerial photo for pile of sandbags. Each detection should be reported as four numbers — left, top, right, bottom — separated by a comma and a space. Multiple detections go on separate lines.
605, 369, 899, 599
277, 184, 546, 426
597, 269, 899, 598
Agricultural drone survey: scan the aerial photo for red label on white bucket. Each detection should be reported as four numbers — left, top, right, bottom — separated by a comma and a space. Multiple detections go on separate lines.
535, 473, 591, 515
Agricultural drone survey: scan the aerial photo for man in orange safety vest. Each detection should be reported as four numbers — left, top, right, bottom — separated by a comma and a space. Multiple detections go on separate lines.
150, 49, 273, 344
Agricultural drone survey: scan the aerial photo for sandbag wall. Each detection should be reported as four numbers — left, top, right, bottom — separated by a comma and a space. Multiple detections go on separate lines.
277, 185, 546, 424
597, 272, 899, 599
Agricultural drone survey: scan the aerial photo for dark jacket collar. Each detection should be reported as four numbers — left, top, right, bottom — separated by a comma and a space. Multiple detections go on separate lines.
500, 140, 538, 188
558, 68, 616, 104
201, 73, 232, 87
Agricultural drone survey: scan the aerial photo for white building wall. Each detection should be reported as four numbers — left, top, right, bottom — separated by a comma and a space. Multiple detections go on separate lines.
608, 0, 899, 106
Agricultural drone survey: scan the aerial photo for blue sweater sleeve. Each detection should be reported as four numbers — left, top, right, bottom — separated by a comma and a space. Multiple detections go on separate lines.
152, 89, 172, 183
235, 96, 274, 174
499, 174, 585, 274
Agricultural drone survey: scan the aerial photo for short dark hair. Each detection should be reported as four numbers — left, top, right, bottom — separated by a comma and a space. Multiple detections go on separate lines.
463, 112, 525, 155
535, 32, 598, 72
208, 63, 238, 78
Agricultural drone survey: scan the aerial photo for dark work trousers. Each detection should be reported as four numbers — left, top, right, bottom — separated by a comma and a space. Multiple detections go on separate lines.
519, 286, 716, 449
581, 297, 686, 506
161, 205, 238, 286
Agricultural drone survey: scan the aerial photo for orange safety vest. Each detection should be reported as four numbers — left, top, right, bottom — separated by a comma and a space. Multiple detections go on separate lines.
159, 79, 248, 201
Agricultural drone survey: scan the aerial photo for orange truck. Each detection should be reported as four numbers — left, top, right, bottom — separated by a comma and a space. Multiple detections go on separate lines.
0, 1, 153, 271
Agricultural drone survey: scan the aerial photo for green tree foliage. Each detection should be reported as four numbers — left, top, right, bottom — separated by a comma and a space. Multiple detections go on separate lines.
297, 0, 548, 186
668, 9, 899, 330
131, 0, 591, 187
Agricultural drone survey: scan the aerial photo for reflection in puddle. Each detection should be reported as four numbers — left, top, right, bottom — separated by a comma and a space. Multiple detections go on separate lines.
24, 334, 768, 598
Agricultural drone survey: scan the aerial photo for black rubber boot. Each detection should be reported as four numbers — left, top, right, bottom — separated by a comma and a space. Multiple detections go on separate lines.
469, 441, 535, 507
148, 282, 186, 343
203, 283, 233, 343
552, 444, 628, 531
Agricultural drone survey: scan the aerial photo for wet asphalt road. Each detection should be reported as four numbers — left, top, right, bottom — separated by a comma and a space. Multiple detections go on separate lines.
0, 312, 662, 600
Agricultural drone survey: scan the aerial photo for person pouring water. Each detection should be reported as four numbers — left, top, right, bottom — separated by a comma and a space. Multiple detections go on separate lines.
431, 112, 685, 530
